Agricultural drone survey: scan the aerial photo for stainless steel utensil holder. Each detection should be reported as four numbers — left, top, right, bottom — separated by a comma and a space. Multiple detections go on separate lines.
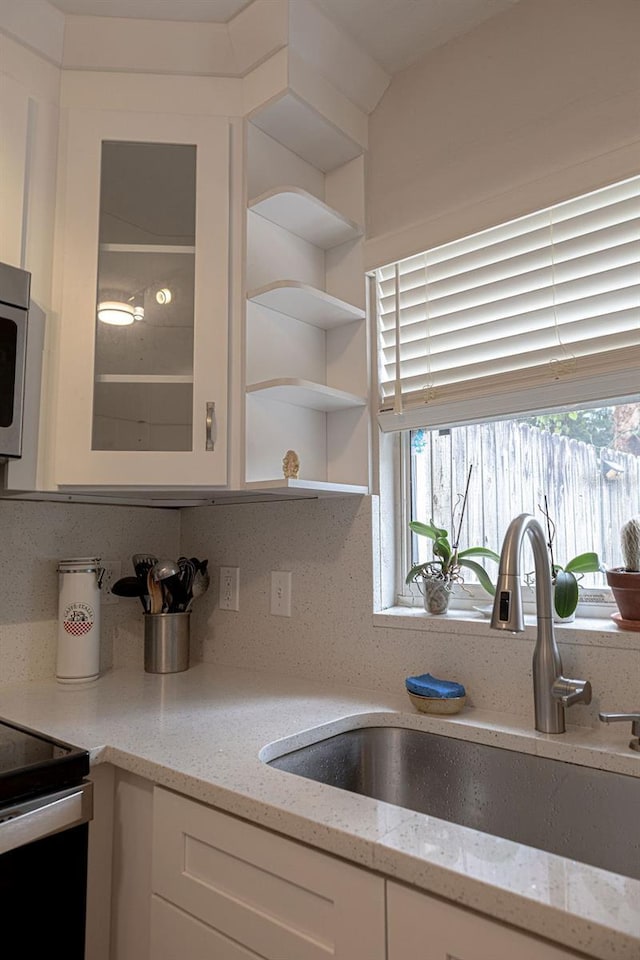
144, 612, 190, 674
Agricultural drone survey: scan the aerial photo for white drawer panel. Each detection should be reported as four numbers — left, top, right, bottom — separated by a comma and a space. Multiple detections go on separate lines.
387, 882, 582, 960
152, 787, 385, 960
151, 895, 264, 959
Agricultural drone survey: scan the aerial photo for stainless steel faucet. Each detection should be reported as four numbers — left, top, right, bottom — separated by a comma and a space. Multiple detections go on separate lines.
490, 513, 592, 734
599, 712, 640, 751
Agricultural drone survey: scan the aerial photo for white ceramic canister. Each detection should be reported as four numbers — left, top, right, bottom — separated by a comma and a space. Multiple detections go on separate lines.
57, 557, 104, 683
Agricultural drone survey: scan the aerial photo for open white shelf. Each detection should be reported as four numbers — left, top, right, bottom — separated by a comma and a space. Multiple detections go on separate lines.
249, 91, 364, 173
246, 378, 366, 412
243, 478, 368, 497
248, 187, 362, 250
95, 374, 193, 384
247, 281, 364, 330
99, 243, 195, 254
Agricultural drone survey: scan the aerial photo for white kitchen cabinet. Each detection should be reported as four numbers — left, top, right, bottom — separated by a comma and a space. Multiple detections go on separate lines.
387, 881, 582, 960
0, 71, 30, 269
104, 776, 596, 960
151, 786, 386, 960
53, 107, 231, 488
243, 121, 370, 496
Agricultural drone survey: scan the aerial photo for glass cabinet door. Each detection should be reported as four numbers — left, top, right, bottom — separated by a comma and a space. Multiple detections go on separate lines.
92, 141, 196, 452
54, 109, 230, 488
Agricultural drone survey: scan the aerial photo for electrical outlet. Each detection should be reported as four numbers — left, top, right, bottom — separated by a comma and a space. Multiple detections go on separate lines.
101, 560, 121, 605
219, 566, 240, 611
270, 571, 292, 617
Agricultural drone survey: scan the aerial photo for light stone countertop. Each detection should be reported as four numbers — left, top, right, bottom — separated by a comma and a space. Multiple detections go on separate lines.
0, 662, 638, 960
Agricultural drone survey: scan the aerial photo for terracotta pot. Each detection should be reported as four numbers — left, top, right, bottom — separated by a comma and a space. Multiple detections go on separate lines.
606, 568, 640, 621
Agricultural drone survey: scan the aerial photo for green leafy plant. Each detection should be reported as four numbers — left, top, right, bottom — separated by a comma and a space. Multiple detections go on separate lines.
405, 467, 499, 596
539, 498, 603, 619
405, 519, 499, 595
552, 553, 602, 618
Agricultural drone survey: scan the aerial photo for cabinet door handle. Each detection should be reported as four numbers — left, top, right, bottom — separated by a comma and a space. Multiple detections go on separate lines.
206, 402, 216, 451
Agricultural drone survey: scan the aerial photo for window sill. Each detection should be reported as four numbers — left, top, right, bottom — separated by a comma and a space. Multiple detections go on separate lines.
373, 606, 640, 649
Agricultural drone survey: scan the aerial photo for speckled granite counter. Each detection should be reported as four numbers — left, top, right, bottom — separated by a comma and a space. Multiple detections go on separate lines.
0, 662, 637, 960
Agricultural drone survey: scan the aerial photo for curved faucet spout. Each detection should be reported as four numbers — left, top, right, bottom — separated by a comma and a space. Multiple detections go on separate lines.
490, 514, 592, 734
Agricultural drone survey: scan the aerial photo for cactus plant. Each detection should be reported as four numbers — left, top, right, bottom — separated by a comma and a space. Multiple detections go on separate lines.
606, 516, 640, 623
621, 516, 640, 572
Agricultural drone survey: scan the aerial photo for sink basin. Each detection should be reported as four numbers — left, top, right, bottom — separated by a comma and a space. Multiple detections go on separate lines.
268, 726, 640, 880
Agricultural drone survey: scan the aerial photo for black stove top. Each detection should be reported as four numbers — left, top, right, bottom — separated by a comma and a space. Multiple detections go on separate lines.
0, 718, 90, 805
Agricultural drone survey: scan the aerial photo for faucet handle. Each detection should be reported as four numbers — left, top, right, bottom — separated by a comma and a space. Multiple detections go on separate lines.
552, 677, 592, 707
599, 712, 640, 751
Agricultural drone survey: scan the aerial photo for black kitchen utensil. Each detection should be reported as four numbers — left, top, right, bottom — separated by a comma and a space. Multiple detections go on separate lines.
178, 557, 196, 606
187, 559, 210, 609
132, 554, 158, 613
111, 576, 141, 596
111, 576, 147, 610
163, 573, 189, 612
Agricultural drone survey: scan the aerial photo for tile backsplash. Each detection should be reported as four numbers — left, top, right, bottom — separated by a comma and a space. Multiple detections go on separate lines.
1, 495, 638, 728
0, 499, 179, 682
181, 496, 640, 729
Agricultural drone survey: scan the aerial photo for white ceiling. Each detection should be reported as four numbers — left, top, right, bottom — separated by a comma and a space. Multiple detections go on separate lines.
46, 0, 522, 74
315, 0, 520, 74
48, 0, 253, 22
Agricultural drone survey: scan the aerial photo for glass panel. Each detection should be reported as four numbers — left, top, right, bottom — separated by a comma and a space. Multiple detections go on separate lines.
92, 141, 197, 452
93, 382, 192, 452
409, 400, 640, 591
0, 316, 17, 427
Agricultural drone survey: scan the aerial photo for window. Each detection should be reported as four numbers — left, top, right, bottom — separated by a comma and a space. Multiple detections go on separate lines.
401, 401, 640, 610
373, 175, 640, 615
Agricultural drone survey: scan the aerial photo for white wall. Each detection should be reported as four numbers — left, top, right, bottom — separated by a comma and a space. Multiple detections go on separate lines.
0, 30, 60, 297
365, 0, 640, 269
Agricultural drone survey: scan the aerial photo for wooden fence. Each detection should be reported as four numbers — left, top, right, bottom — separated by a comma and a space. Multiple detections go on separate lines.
411, 422, 640, 581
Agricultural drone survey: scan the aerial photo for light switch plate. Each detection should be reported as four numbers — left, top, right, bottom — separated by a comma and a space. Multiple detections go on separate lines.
270, 571, 292, 617
219, 566, 240, 611
101, 560, 121, 605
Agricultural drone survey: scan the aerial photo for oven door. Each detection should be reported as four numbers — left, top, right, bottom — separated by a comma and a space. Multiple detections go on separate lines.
0, 782, 93, 957
0, 299, 28, 459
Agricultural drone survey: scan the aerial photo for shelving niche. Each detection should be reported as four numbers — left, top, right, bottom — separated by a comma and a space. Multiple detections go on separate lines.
245, 122, 369, 497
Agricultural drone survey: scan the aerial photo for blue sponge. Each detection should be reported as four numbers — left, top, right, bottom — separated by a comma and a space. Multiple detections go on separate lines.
405, 673, 465, 699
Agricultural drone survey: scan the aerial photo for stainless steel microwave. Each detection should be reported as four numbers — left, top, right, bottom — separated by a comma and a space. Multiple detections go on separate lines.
0, 261, 31, 459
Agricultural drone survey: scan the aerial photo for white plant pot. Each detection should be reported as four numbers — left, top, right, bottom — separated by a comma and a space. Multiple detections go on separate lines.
419, 578, 453, 615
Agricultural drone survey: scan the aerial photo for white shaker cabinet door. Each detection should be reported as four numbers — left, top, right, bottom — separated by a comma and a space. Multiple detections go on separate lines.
53, 107, 230, 488
387, 882, 582, 960
151, 786, 386, 960
151, 896, 269, 960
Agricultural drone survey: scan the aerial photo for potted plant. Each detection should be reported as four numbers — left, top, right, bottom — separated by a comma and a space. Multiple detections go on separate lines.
405, 467, 499, 614
606, 516, 640, 623
551, 553, 603, 621
538, 500, 602, 621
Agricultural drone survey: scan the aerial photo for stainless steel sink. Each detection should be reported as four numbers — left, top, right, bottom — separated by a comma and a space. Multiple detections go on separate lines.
268, 726, 640, 880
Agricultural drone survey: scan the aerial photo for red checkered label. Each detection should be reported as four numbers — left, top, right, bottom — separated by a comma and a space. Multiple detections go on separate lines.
63, 602, 94, 635
63, 619, 93, 636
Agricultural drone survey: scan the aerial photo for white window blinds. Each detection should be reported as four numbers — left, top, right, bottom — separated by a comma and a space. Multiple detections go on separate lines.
375, 175, 640, 432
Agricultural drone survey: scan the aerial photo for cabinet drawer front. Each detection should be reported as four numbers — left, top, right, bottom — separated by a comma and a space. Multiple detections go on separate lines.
152, 787, 385, 960
387, 882, 581, 960
151, 895, 265, 960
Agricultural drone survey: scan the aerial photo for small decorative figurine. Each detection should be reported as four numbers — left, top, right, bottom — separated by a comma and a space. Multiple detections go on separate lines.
282, 449, 300, 479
